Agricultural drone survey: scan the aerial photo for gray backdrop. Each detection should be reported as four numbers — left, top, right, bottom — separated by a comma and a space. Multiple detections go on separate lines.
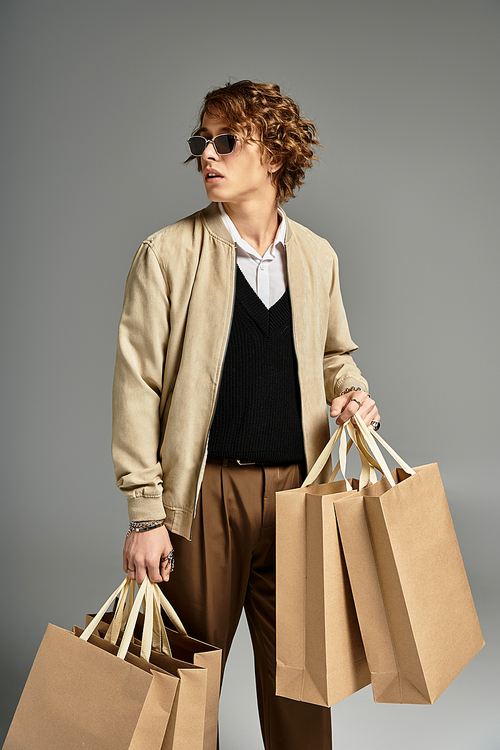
1, 0, 499, 748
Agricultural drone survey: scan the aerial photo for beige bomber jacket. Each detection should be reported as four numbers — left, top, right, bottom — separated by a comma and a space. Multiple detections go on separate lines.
112, 202, 368, 540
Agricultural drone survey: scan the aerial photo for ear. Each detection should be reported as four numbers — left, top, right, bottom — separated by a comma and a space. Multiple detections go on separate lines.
268, 157, 282, 176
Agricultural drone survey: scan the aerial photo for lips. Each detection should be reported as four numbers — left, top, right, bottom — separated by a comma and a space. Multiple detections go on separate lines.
204, 169, 223, 182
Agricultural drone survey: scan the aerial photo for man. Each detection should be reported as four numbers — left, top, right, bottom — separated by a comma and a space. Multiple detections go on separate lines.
113, 80, 380, 750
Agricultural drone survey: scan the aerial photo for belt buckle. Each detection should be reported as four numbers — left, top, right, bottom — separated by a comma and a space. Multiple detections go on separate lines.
236, 459, 256, 465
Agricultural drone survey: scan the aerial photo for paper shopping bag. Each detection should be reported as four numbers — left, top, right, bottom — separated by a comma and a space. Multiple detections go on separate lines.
126, 640, 208, 750
334, 419, 485, 704
275, 425, 371, 707
87, 581, 215, 750
160, 626, 220, 750
90, 597, 220, 750
3, 579, 178, 750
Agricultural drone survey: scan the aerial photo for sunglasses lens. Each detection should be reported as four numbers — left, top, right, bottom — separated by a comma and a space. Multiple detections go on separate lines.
214, 134, 237, 154
188, 136, 207, 156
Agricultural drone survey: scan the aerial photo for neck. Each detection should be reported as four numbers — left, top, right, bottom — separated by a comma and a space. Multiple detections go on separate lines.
222, 199, 281, 257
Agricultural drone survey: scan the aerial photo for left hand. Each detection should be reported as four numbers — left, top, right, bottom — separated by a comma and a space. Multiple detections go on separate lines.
330, 390, 380, 429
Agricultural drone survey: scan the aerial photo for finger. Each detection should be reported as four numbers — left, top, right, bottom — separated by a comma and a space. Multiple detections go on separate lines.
135, 563, 148, 586
123, 545, 131, 577
125, 564, 137, 580
160, 552, 174, 583
335, 397, 364, 425
355, 398, 378, 427
363, 405, 380, 428
124, 552, 137, 579
331, 390, 369, 417
147, 563, 163, 584
160, 560, 172, 583
353, 404, 380, 429
330, 395, 349, 417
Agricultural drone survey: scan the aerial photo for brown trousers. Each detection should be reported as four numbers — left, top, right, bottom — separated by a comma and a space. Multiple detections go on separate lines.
163, 459, 332, 750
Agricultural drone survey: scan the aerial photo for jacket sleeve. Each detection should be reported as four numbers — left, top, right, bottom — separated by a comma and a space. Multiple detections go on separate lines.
323, 250, 369, 403
112, 241, 170, 522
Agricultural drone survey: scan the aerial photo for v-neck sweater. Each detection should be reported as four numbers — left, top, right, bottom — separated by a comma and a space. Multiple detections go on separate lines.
207, 267, 306, 463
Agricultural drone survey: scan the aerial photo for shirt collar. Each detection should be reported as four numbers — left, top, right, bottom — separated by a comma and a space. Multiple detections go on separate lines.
218, 203, 286, 259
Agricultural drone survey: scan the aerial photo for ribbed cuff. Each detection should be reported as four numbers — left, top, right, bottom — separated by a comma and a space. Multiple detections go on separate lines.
334, 375, 369, 399
127, 494, 166, 523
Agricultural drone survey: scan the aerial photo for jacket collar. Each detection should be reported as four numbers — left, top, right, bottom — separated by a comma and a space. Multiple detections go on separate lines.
200, 202, 294, 247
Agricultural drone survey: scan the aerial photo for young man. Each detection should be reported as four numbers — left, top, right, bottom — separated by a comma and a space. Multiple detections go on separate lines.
113, 80, 380, 750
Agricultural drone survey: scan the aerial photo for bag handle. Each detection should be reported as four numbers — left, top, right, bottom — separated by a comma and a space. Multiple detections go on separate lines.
80, 577, 130, 645
302, 421, 382, 489
345, 421, 383, 488
104, 577, 136, 646
80, 577, 150, 660
327, 435, 354, 483
80, 576, 188, 662
118, 577, 170, 662
301, 424, 343, 487
153, 584, 187, 636
131, 583, 188, 659
352, 414, 415, 484
151, 587, 172, 656
80, 577, 156, 662
142, 583, 188, 658
301, 412, 415, 491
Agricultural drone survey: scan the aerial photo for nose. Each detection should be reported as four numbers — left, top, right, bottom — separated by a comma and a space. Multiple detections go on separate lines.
202, 140, 219, 160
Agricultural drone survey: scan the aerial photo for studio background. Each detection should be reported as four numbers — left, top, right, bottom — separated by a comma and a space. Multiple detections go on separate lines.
1, 1, 498, 748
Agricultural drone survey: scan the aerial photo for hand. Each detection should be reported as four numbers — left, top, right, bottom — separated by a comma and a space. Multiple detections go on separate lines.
330, 390, 380, 429
123, 524, 174, 585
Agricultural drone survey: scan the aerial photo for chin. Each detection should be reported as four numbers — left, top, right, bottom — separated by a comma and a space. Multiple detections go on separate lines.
204, 186, 226, 202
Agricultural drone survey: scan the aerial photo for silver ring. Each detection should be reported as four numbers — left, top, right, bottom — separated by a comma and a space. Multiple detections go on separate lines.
160, 549, 175, 572
352, 398, 362, 408
127, 567, 135, 572
370, 421, 381, 432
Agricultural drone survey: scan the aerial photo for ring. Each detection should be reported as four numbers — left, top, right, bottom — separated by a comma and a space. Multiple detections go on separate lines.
370, 421, 381, 432
160, 549, 175, 573
127, 567, 135, 572
352, 398, 362, 408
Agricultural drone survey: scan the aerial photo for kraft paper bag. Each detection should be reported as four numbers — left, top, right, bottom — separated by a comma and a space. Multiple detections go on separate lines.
90, 584, 221, 750
334, 419, 485, 704
276, 425, 371, 707
126, 640, 208, 750
3, 578, 178, 750
160, 627, 220, 750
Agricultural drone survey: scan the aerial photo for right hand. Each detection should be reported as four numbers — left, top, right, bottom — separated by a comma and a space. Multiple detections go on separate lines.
123, 525, 173, 585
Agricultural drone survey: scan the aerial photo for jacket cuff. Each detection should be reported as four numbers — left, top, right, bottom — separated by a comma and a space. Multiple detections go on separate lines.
334, 375, 369, 399
127, 494, 166, 523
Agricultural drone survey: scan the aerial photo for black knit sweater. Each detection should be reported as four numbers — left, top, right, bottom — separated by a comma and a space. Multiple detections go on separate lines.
207, 267, 305, 463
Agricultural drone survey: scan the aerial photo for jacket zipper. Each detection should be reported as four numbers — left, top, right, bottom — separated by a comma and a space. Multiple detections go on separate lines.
189, 245, 238, 539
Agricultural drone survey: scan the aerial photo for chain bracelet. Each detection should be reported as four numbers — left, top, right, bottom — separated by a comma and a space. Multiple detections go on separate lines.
126, 519, 165, 537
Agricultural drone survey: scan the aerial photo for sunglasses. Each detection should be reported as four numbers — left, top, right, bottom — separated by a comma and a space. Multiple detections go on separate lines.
187, 133, 239, 157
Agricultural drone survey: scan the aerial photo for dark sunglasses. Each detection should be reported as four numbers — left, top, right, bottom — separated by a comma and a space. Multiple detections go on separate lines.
187, 133, 239, 157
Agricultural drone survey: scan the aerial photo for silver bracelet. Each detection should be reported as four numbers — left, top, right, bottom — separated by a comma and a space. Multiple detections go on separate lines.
339, 386, 371, 399
340, 386, 363, 396
127, 519, 165, 537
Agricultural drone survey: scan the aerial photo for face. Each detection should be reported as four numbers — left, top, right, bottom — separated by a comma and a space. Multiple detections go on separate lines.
196, 113, 277, 207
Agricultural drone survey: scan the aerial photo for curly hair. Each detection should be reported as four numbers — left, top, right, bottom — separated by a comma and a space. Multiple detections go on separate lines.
186, 80, 321, 205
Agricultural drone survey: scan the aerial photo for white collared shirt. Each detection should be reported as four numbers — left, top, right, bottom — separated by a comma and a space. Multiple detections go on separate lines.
218, 203, 287, 309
